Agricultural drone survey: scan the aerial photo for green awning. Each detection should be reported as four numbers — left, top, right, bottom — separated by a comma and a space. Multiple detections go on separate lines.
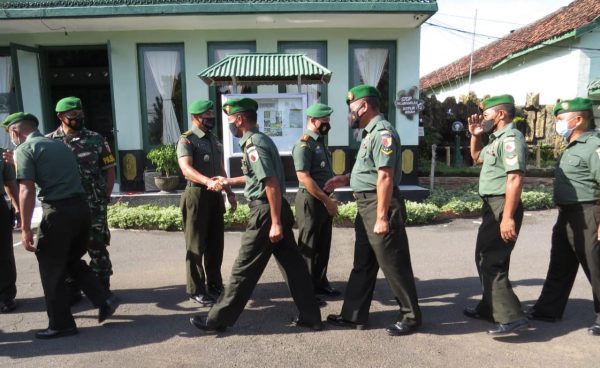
589, 79, 600, 97
198, 53, 332, 87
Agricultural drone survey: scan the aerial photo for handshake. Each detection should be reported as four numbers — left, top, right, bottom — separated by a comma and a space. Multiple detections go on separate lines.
206, 176, 231, 193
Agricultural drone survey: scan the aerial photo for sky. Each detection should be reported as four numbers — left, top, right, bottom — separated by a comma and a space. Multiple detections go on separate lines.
419, 0, 574, 76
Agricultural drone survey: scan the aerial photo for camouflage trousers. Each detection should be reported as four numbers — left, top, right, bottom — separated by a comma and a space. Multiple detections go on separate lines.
87, 200, 112, 287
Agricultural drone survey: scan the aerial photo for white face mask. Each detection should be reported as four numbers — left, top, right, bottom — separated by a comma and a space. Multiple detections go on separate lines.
9, 131, 20, 147
555, 117, 576, 139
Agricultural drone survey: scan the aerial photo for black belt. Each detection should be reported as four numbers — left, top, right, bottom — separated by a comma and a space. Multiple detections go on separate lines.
558, 201, 598, 212
299, 188, 332, 196
249, 198, 269, 207
480, 194, 505, 201
43, 196, 86, 205
353, 191, 376, 200
187, 182, 207, 189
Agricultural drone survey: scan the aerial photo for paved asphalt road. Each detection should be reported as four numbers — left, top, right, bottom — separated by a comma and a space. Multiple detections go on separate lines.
1, 209, 599, 367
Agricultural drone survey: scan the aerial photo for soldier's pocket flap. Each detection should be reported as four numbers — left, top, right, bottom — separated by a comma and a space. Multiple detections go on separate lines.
567, 156, 581, 166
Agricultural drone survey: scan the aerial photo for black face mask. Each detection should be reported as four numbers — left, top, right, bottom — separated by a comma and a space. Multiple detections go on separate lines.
481, 118, 497, 134
318, 121, 331, 135
67, 116, 84, 131
202, 117, 215, 130
348, 104, 364, 129
228, 120, 241, 138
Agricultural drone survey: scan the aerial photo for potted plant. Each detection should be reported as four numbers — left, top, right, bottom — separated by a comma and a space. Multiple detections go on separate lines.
146, 144, 179, 192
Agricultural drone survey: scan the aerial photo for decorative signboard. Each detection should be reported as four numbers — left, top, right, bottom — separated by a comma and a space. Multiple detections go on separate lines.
395, 86, 424, 120
221, 93, 308, 175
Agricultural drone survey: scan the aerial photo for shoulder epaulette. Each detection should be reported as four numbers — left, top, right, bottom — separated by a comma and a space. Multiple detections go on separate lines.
300, 134, 313, 142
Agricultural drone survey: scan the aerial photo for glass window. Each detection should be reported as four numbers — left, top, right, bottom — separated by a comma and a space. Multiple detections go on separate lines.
208, 42, 256, 140
0, 51, 16, 149
138, 44, 186, 149
278, 41, 327, 105
348, 41, 396, 148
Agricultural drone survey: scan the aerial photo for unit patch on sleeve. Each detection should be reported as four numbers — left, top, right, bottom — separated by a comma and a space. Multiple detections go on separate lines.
247, 146, 259, 163
503, 137, 516, 153
380, 131, 393, 155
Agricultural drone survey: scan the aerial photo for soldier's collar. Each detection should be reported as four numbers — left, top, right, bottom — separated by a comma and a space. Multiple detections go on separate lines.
571, 130, 595, 145
191, 125, 206, 139
26, 130, 42, 142
239, 127, 259, 148
490, 122, 514, 140
364, 114, 385, 133
53, 126, 67, 138
304, 129, 319, 141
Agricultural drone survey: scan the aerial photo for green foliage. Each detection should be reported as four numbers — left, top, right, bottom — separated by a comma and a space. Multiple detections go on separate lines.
146, 144, 179, 176
405, 201, 441, 225
108, 203, 182, 231
107, 186, 555, 231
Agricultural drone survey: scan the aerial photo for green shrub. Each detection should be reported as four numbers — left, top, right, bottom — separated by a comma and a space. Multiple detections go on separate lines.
521, 190, 554, 210
108, 203, 182, 231
146, 144, 178, 176
405, 201, 441, 225
334, 202, 358, 225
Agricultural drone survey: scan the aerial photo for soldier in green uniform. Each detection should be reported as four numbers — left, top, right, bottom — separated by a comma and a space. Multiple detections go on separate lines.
465, 94, 529, 335
2, 112, 117, 339
0, 146, 19, 313
47, 97, 116, 291
525, 98, 600, 336
292, 103, 340, 298
177, 99, 237, 306
189, 98, 321, 332
323, 85, 421, 336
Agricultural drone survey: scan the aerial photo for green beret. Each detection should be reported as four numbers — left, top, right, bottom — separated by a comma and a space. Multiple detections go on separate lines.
553, 97, 593, 117
1, 112, 39, 129
480, 94, 514, 111
188, 99, 214, 115
346, 84, 381, 105
223, 98, 258, 115
305, 103, 333, 118
55, 96, 82, 113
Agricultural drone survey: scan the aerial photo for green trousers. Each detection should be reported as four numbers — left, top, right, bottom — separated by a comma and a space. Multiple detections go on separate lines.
0, 199, 16, 304
208, 199, 321, 327
340, 191, 421, 326
533, 203, 600, 324
36, 197, 110, 329
295, 189, 333, 290
181, 186, 224, 296
474, 196, 524, 324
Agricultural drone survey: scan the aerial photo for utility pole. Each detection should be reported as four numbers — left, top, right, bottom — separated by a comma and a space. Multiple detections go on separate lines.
467, 8, 478, 94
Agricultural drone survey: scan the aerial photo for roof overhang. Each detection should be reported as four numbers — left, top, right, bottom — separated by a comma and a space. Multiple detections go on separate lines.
0, 1, 438, 20
198, 53, 332, 87
589, 79, 600, 97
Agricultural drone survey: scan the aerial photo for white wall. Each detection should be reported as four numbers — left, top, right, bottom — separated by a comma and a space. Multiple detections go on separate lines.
431, 43, 583, 106
0, 27, 421, 150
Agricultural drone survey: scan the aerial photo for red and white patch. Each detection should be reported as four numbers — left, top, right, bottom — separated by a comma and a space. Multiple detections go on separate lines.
381, 134, 392, 148
247, 147, 258, 163
503, 140, 515, 153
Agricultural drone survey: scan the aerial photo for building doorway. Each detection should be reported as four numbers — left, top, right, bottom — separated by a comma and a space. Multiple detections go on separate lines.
44, 46, 116, 155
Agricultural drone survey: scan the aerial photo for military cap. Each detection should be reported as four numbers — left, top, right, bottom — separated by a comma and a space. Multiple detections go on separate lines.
480, 94, 514, 111
55, 96, 82, 113
223, 98, 258, 115
553, 97, 593, 116
1, 112, 39, 130
305, 103, 333, 118
346, 84, 382, 105
188, 99, 214, 115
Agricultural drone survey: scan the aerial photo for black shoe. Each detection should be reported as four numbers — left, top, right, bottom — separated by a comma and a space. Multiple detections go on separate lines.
326, 314, 365, 330
189, 315, 226, 332
385, 322, 417, 336
98, 295, 119, 323
207, 284, 224, 297
292, 316, 323, 331
189, 294, 216, 306
35, 327, 78, 339
0, 299, 16, 313
463, 306, 492, 321
315, 285, 341, 297
316, 296, 327, 307
588, 323, 600, 336
524, 307, 560, 323
487, 319, 530, 336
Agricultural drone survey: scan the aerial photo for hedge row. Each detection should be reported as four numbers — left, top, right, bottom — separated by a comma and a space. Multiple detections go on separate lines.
107, 185, 554, 231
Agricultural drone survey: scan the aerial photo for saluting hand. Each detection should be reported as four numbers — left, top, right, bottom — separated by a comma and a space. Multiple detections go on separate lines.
374, 218, 390, 236
269, 222, 283, 243
500, 217, 518, 243
467, 114, 484, 137
21, 228, 36, 252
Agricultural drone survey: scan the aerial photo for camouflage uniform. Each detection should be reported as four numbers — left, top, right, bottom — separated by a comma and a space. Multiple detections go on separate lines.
47, 127, 116, 287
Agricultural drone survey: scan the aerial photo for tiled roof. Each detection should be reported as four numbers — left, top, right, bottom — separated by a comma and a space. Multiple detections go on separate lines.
198, 53, 332, 86
420, 0, 600, 91
0, 0, 438, 18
